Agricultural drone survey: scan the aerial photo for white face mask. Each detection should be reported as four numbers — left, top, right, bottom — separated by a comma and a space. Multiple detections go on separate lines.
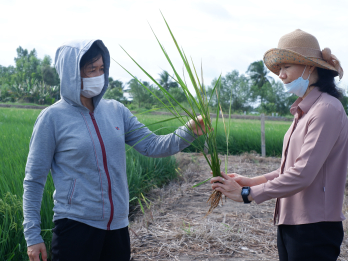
81, 74, 105, 98
284, 66, 311, 97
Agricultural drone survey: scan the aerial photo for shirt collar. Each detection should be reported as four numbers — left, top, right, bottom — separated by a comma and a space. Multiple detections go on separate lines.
290, 87, 322, 115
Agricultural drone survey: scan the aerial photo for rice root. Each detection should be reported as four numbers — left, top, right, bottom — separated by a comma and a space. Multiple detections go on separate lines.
205, 190, 223, 216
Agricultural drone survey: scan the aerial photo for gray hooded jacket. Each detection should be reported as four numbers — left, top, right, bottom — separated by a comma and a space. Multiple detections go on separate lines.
23, 39, 195, 247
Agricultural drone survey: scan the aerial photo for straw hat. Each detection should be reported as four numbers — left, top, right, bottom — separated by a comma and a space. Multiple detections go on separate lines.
263, 29, 343, 80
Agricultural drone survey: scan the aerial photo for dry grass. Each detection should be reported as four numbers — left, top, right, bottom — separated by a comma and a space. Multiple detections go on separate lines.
129, 153, 348, 260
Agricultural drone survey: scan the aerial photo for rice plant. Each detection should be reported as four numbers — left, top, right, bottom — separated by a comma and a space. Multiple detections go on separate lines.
117, 13, 228, 215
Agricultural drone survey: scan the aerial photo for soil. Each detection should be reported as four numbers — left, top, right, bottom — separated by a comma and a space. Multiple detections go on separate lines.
129, 152, 348, 261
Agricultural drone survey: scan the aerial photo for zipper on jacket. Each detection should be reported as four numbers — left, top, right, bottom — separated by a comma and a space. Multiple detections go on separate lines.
89, 112, 114, 230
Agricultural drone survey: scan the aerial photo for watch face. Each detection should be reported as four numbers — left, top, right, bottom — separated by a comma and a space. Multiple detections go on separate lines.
241, 188, 249, 196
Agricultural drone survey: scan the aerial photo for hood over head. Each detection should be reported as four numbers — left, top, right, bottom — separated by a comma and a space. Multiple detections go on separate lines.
54, 39, 110, 109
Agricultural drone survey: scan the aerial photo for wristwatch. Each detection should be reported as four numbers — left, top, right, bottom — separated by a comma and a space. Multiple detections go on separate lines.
241, 186, 251, 204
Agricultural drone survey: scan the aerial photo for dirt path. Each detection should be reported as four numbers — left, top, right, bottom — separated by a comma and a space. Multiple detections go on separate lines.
129, 153, 348, 260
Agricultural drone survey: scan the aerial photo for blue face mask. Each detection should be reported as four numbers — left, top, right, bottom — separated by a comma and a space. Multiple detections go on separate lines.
284, 66, 311, 97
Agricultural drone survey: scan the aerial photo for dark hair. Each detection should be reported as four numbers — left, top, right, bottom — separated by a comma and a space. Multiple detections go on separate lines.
309, 67, 342, 100
80, 42, 103, 74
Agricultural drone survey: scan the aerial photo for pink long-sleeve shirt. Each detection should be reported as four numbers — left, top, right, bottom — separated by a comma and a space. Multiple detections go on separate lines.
250, 87, 348, 225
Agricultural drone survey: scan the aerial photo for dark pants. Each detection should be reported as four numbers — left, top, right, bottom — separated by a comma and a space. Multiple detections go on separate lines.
277, 221, 343, 261
51, 218, 130, 261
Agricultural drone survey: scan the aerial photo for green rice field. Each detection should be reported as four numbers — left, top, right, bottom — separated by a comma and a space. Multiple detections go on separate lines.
0, 107, 291, 260
0, 108, 177, 260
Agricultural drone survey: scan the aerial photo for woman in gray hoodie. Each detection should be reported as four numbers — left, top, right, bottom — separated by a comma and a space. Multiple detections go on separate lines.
24, 39, 204, 261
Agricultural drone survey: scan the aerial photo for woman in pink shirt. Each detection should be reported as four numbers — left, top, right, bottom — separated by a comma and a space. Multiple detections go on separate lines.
211, 29, 346, 261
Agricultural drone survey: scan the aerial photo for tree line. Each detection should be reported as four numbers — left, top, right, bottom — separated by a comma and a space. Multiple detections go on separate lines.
0, 47, 60, 104
107, 62, 300, 116
1, 46, 347, 115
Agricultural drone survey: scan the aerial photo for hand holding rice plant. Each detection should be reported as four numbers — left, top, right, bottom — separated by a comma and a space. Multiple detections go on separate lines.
211, 172, 243, 202
186, 115, 212, 136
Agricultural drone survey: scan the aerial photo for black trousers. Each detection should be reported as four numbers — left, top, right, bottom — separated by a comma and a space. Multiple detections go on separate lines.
51, 218, 130, 261
277, 221, 343, 261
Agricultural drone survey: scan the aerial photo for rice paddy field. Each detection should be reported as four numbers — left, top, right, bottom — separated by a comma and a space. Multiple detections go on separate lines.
135, 113, 291, 157
0, 107, 291, 260
0, 108, 177, 260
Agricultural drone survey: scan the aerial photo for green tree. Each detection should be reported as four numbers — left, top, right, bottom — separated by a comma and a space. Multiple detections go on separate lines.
13, 46, 41, 84
260, 80, 290, 115
40, 55, 60, 86
104, 77, 125, 102
0, 47, 60, 103
127, 78, 154, 109
167, 87, 186, 104
9, 47, 59, 87
209, 70, 251, 112
158, 70, 178, 91
0, 65, 15, 85
247, 60, 272, 105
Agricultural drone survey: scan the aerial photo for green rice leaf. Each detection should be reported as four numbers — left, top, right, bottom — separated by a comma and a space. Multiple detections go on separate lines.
192, 176, 212, 188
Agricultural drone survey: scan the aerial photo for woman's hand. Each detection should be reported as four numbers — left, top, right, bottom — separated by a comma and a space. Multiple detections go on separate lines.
27, 242, 47, 261
186, 116, 206, 136
212, 172, 254, 187
227, 173, 267, 187
227, 173, 253, 187
210, 172, 243, 202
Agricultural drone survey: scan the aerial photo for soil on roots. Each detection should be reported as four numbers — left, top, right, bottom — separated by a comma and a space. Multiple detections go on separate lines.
206, 190, 223, 216
129, 152, 348, 261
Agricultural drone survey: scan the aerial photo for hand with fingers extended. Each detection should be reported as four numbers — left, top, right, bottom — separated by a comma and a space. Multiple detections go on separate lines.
27, 242, 47, 261
227, 173, 253, 187
210, 172, 244, 202
227, 173, 268, 187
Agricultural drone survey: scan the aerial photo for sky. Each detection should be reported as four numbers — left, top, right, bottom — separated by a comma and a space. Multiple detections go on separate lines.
1, 0, 347, 91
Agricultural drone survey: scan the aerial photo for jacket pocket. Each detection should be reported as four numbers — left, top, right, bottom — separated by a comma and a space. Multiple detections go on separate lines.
67, 179, 77, 205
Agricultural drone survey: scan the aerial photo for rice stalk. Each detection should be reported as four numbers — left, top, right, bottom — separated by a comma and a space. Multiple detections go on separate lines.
117, 12, 226, 215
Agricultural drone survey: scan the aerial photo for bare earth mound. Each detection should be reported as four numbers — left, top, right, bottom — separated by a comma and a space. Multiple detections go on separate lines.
129, 153, 348, 260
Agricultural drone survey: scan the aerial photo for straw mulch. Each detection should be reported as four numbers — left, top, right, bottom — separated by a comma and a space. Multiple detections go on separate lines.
129, 152, 348, 261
